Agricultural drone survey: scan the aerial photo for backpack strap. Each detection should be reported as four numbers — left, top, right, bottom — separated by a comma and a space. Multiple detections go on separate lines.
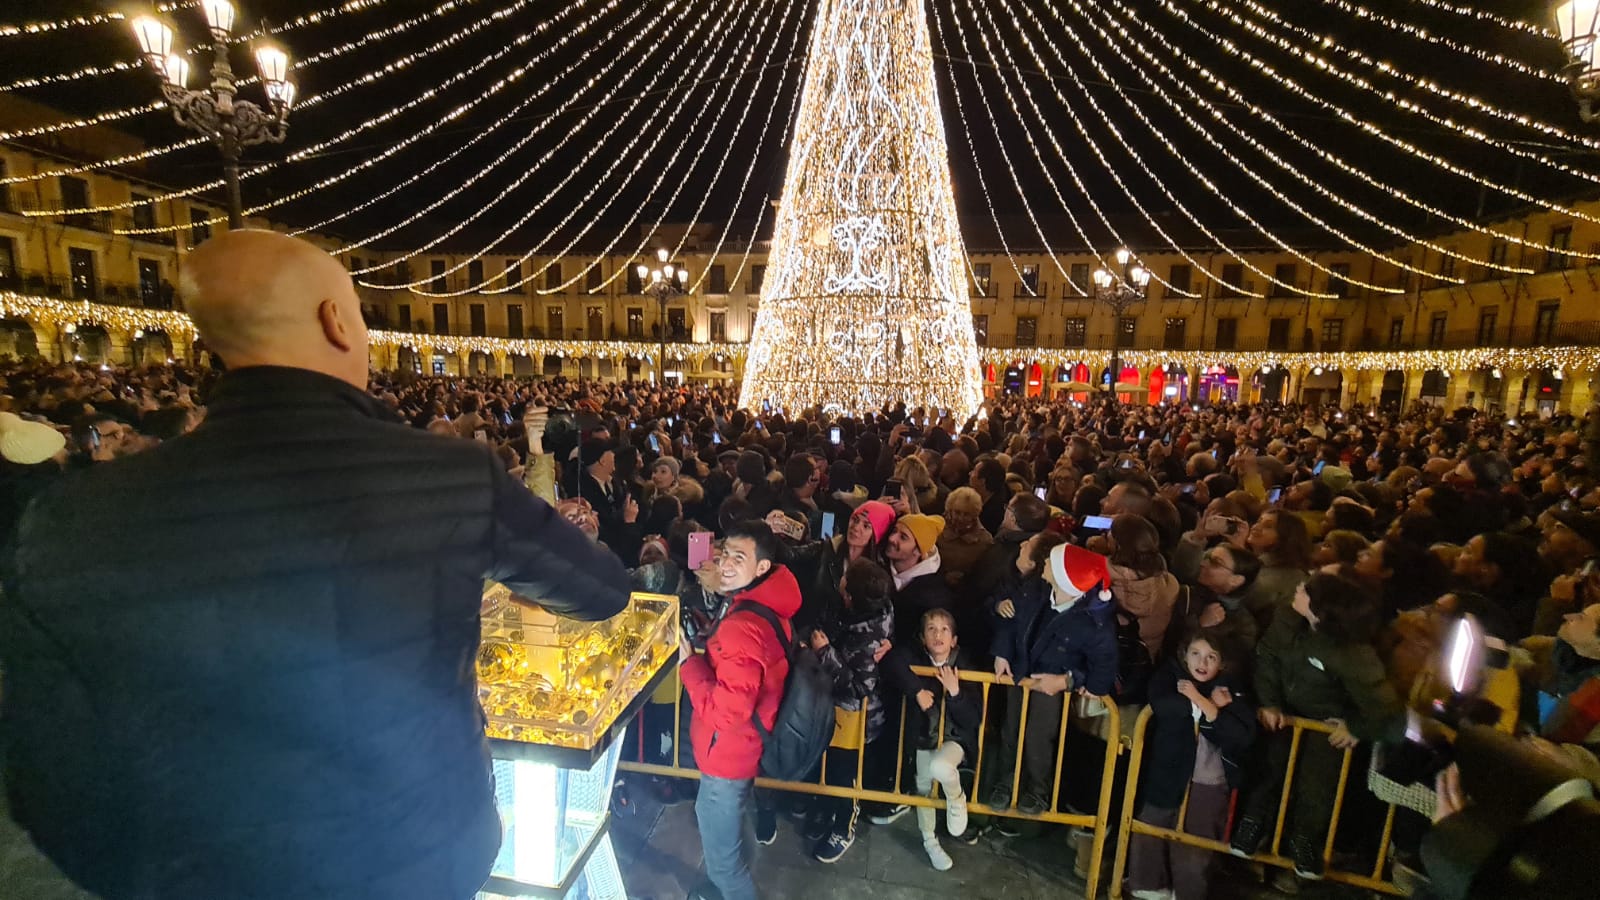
728, 601, 792, 741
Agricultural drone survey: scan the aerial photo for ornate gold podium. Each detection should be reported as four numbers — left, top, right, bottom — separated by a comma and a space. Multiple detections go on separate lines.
474, 584, 679, 899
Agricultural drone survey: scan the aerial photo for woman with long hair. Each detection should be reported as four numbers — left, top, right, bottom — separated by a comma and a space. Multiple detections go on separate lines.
1107, 514, 1180, 664
1243, 508, 1314, 632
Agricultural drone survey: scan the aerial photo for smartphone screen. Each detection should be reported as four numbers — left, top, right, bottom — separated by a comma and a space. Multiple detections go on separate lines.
713, 431, 722, 445
883, 478, 903, 498
1138, 430, 1146, 440
830, 426, 842, 445
649, 434, 660, 453
1082, 514, 1114, 531
1268, 486, 1284, 503
1209, 449, 1218, 459
687, 531, 713, 569
1120, 459, 1133, 469
1033, 486, 1048, 501
1180, 483, 1196, 495
1314, 460, 1326, 475
820, 512, 837, 540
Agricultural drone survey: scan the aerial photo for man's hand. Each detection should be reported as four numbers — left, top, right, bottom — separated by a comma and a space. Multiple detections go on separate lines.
1434, 763, 1465, 823
1210, 686, 1233, 709
694, 559, 723, 594
872, 640, 892, 663
1550, 574, 1579, 605
996, 598, 1016, 619
623, 495, 639, 524
1327, 717, 1358, 750
810, 630, 830, 652
916, 689, 936, 712
522, 405, 549, 455
1258, 706, 1287, 731
1029, 673, 1071, 697
994, 656, 1013, 682
935, 664, 961, 697
1198, 602, 1227, 628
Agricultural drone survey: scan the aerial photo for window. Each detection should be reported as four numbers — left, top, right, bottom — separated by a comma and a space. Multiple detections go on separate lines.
1063, 317, 1086, 347
1547, 226, 1573, 270
710, 311, 727, 342
0, 158, 9, 211
1214, 317, 1238, 350
749, 264, 766, 294
1270, 263, 1297, 298
667, 308, 687, 339
1321, 318, 1344, 350
972, 314, 989, 346
138, 259, 161, 306
586, 306, 603, 338
1437, 253, 1455, 280
1327, 263, 1351, 298
506, 304, 524, 339
467, 260, 484, 287
1389, 317, 1405, 347
1016, 264, 1040, 297
1117, 316, 1136, 348
68, 247, 96, 300
627, 307, 644, 338
432, 303, 449, 334
1166, 264, 1192, 297
971, 262, 992, 297
545, 262, 563, 293
0, 236, 15, 284
1535, 301, 1560, 344
626, 266, 643, 294
1163, 317, 1187, 349
60, 176, 91, 228
1428, 312, 1447, 347
547, 306, 564, 339
1069, 263, 1090, 295
1481, 238, 1510, 280
708, 264, 728, 294
397, 303, 412, 331
1476, 308, 1498, 346
132, 193, 156, 231
505, 260, 522, 288
190, 207, 212, 246
469, 304, 487, 336
586, 265, 603, 293
1267, 317, 1291, 351
1016, 316, 1038, 347
430, 260, 447, 293
349, 256, 364, 272
1394, 256, 1413, 292
1217, 263, 1244, 297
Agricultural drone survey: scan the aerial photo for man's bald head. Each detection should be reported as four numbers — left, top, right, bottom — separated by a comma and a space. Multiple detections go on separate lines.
180, 230, 369, 388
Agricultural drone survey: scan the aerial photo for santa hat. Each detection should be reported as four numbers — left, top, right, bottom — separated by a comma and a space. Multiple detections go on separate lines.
1048, 543, 1112, 605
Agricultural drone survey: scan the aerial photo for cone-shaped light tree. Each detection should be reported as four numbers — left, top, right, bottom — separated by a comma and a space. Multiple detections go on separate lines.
739, 0, 982, 418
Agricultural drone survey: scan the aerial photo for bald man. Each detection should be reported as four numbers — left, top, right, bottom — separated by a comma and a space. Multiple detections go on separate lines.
0, 231, 631, 900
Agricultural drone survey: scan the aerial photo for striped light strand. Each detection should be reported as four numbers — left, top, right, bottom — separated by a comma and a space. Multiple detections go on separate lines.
1156, 0, 1600, 260
1316, 0, 1563, 85
1382, 0, 1553, 39
405, 0, 783, 295
1090, 0, 1528, 279
353, 0, 750, 280
109, 0, 601, 232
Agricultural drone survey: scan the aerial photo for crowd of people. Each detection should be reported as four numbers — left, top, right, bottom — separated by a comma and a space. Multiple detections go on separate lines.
6, 342, 1600, 898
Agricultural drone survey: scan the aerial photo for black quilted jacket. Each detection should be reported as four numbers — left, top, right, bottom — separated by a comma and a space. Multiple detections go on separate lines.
0, 366, 631, 900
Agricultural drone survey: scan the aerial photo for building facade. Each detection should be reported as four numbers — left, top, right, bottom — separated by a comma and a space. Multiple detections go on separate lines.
2, 135, 1597, 413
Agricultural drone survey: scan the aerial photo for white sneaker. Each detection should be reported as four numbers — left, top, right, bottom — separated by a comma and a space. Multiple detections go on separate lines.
1130, 890, 1174, 900
923, 837, 953, 871
945, 790, 968, 837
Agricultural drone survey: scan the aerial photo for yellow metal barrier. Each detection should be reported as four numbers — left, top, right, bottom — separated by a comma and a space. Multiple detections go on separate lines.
619, 664, 1123, 898
1108, 706, 1404, 898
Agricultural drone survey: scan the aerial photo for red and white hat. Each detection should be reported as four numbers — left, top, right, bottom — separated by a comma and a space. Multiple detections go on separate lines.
1048, 543, 1112, 605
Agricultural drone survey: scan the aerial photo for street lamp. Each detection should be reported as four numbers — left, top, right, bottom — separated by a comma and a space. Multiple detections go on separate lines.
1092, 247, 1150, 400
1553, 1, 1600, 121
130, 1, 295, 229
637, 248, 688, 385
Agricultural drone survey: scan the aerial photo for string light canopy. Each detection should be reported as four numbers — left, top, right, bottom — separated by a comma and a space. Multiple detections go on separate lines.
741, 0, 982, 418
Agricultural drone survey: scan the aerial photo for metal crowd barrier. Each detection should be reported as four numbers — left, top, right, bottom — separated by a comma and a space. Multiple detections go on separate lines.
618, 664, 1124, 899
1108, 706, 1404, 898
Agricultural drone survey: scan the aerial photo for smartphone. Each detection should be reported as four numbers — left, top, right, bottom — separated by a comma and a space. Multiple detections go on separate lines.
1209, 449, 1218, 459
1138, 429, 1146, 440
820, 511, 837, 540
713, 431, 722, 445
1163, 433, 1172, 445
1180, 483, 1196, 495
1119, 459, 1133, 469
1082, 514, 1114, 532
883, 478, 903, 498
1034, 486, 1048, 501
762, 399, 771, 413
830, 426, 842, 445
473, 429, 489, 443
1268, 486, 1284, 503
688, 531, 714, 570
1314, 460, 1326, 475
649, 434, 660, 453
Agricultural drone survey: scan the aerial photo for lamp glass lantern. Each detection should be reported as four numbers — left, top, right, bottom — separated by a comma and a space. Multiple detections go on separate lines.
131, 16, 175, 61
201, 0, 237, 35
163, 54, 191, 89
255, 44, 288, 86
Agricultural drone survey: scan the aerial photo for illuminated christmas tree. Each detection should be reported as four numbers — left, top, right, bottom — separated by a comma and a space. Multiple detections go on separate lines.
739, 0, 982, 417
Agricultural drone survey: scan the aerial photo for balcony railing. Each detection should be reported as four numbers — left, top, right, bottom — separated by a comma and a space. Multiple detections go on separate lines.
974, 323, 1600, 353
0, 270, 172, 308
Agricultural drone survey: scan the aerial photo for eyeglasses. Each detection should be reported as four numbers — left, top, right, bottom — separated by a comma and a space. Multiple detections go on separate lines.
1201, 551, 1234, 574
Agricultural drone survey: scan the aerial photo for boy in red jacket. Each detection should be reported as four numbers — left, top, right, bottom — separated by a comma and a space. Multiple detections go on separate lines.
680, 521, 801, 900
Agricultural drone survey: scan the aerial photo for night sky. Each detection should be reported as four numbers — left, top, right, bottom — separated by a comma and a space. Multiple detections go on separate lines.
0, 0, 1592, 259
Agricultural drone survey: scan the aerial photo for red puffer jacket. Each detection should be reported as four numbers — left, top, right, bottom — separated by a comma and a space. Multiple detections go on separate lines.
679, 565, 802, 779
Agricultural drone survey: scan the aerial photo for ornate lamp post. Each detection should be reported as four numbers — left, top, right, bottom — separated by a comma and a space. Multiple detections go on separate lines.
1092, 247, 1150, 400
1554, 2, 1600, 121
130, 1, 295, 229
636, 248, 688, 385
